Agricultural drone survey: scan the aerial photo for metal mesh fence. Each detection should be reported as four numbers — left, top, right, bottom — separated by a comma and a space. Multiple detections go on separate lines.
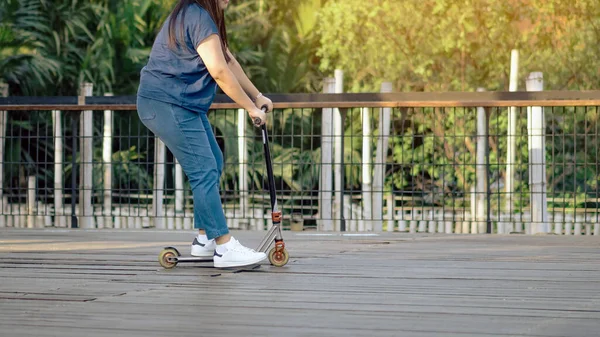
0, 102, 599, 234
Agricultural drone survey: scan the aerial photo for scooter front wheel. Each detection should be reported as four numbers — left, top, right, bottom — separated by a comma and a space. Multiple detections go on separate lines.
268, 246, 289, 267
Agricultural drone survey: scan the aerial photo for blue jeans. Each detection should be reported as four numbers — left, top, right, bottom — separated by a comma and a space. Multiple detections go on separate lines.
137, 96, 229, 240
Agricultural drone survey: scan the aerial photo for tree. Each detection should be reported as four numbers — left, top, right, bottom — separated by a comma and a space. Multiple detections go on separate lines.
0, 0, 90, 95
226, 0, 325, 93
316, 0, 600, 92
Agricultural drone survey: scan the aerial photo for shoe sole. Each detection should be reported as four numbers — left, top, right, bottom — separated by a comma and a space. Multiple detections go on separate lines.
191, 250, 214, 258
190, 253, 214, 258
213, 255, 267, 268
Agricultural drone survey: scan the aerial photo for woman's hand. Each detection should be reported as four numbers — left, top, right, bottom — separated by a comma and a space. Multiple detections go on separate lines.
248, 107, 267, 126
254, 94, 273, 113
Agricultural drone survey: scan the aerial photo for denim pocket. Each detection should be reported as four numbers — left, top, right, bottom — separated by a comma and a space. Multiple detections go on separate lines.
137, 96, 157, 121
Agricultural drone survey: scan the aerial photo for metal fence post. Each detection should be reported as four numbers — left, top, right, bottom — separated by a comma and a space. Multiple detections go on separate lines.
102, 93, 114, 229
153, 137, 166, 229
361, 107, 372, 232
70, 112, 78, 228
27, 176, 38, 228
505, 49, 519, 234
52, 109, 67, 227
238, 108, 249, 228
0, 83, 7, 228
373, 82, 393, 232
526, 72, 549, 234
334, 69, 344, 231
340, 107, 346, 232
78, 83, 94, 229
486, 106, 492, 234
174, 158, 185, 230
476, 88, 487, 234
318, 78, 335, 231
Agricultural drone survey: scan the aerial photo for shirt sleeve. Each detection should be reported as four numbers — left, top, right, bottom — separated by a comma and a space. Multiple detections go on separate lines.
186, 5, 219, 49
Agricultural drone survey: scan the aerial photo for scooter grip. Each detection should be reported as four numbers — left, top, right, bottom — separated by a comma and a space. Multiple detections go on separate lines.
253, 106, 269, 127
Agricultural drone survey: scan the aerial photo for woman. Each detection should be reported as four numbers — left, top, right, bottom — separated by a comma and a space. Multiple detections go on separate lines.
137, 0, 272, 268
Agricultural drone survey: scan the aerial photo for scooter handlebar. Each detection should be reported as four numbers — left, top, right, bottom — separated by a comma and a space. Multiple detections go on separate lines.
253, 106, 269, 127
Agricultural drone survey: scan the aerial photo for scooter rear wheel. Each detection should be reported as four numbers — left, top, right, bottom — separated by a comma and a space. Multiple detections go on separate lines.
268, 247, 289, 267
159, 248, 180, 269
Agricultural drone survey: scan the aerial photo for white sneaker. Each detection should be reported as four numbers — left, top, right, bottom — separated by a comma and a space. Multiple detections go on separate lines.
191, 237, 216, 257
213, 237, 267, 268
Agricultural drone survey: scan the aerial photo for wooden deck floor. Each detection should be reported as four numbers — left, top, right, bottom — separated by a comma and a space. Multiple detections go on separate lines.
0, 229, 599, 337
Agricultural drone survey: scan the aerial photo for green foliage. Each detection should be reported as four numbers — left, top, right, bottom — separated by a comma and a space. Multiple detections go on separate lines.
2, 0, 599, 212
387, 107, 480, 204
546, 107, 600, 198
314, 0, 600, 209
92, 146, 153, 193
3, 0, 599, 94
316, 0, 600, 92
2, 113, 56, 195
225, 0, 325, 93
1, 0, 65, 95
0, 0, 160, 95
0, 0, 325, 95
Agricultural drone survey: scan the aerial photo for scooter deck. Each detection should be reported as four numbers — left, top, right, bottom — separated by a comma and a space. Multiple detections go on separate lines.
169, 256, 261, 269
174, 256, 213, 263
159, 246, 266, 270
172, 256, 261, 271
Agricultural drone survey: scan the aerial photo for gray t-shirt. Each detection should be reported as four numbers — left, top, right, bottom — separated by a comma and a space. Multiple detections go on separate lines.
138, 4, 219, 112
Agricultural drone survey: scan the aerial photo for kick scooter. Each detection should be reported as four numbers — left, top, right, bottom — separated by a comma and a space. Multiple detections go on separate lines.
158, 108, 289, 269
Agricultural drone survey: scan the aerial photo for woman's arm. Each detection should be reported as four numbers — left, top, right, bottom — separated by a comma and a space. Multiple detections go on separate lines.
226, 49, 273, 112
197, 35, 266, 124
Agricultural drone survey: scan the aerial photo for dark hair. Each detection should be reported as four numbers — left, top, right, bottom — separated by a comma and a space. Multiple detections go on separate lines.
167, 0, 230, 63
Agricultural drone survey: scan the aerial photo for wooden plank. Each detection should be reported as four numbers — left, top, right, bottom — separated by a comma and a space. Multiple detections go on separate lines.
1, 229, 600, 337
0, 292, 95, 302
1, 305, 598, 337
